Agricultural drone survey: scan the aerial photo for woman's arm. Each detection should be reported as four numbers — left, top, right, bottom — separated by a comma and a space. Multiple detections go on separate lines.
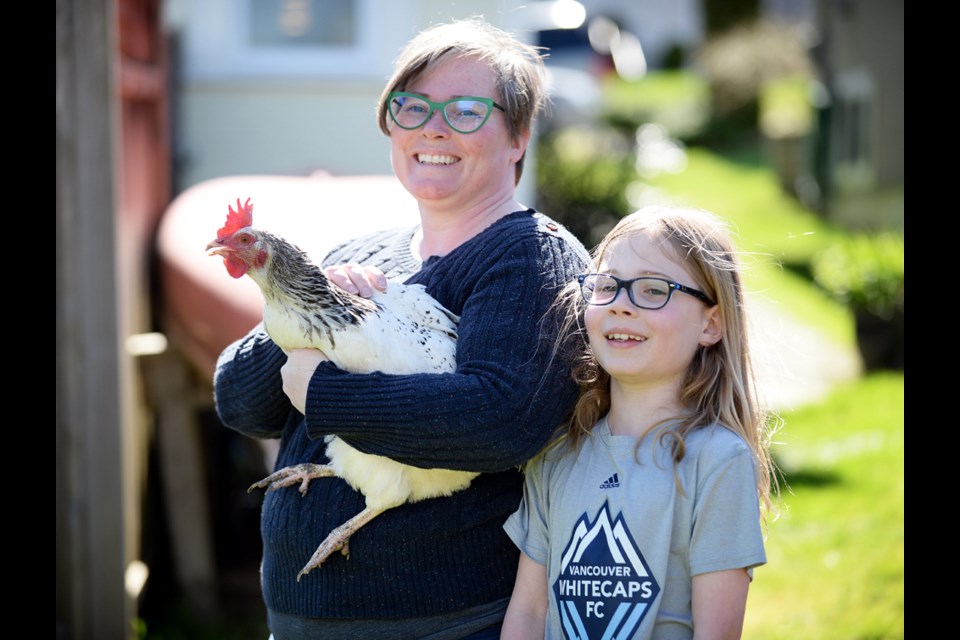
501, 552, 548, 640
213, 323, 293, 438
691, 568, 750, 640
301, 231, 587, 472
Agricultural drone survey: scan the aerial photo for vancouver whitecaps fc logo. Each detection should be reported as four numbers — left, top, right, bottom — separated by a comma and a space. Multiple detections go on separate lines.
552, 500, 660, 639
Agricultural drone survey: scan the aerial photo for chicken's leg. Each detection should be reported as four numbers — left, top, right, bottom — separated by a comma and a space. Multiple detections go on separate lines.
296, 505, 390, 581
249, 463, 335, 495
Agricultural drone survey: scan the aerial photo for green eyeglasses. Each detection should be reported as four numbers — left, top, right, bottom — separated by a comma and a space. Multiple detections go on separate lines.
387, 91, 506, 134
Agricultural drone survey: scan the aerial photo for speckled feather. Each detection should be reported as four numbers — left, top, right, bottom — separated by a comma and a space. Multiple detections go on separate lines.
248, 229, 459, 375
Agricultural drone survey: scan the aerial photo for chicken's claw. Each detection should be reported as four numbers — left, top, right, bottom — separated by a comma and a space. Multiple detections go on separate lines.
297, 535, 352, 581
295, 505, 387, 580
248, 463, 335, 495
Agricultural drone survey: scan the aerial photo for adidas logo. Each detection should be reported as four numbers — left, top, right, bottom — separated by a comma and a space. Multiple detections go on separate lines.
599, 473, 620, 489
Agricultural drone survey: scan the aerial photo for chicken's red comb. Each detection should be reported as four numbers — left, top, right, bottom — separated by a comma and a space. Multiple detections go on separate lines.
217, 197, 253, 237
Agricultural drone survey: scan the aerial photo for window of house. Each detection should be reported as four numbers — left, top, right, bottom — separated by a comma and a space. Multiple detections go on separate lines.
831, 69, 876, 191
175, 0, 413, 80
250, 0, 356, 47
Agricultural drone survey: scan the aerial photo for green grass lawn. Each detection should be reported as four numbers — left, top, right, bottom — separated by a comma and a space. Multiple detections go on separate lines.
745, 372, 904, 639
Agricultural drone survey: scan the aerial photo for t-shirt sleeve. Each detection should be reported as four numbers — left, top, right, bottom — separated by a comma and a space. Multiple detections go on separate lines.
688, 436, 767, 578
503, 455, 551, 566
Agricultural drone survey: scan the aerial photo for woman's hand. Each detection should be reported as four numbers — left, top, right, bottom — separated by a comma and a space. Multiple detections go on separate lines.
281, 348, 329, 414
324, 263, 387, 298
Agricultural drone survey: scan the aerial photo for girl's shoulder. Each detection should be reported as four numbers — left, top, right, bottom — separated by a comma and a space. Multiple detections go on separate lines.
682, 423, 754, 466
531, 427, 610, 480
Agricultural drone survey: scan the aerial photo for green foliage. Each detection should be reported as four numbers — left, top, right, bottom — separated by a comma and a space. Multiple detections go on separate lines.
703, 0, 761, 35
600, 70, 711, 140
660, 42, 687, 70
746, 372, 904, 638
538, 124, 856, 346
759, 75, 817, 139
536, 125, 636, 248
812, 233, 905, 318
696, 19, 816, 142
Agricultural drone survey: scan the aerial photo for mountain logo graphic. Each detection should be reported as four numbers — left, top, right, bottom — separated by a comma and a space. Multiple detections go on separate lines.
552, 500, 660, 639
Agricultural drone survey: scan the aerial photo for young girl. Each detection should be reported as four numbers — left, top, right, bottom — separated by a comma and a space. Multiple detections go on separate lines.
502, 205, 778, 640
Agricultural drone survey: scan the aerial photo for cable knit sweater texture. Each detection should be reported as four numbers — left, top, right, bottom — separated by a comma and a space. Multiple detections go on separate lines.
213, 209, 590, 619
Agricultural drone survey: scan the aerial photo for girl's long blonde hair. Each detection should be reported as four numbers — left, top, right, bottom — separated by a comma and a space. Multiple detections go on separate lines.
552, 205, 779, 515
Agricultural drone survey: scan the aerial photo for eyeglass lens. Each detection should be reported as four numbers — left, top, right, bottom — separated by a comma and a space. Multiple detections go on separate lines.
389, 95, 492, 133
582, 275, 673, 309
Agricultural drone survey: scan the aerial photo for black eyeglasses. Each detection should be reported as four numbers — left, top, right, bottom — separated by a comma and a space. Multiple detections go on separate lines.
578, 274, 716, 310
387, 91, 506, 134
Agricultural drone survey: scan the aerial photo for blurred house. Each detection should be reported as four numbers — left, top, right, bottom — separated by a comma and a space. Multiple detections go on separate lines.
812, 0, 903, 230
165, 0, 902, 228
164, 0, 705, 201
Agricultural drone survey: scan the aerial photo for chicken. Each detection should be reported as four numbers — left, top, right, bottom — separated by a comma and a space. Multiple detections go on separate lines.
206, 197, 477, 580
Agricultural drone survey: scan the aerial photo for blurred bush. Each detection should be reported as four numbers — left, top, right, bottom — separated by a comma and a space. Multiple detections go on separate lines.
538, 70, 713, 248
599, 70, 710, 141
812, 232, 904, 370
535, 124, 636, 248
812, 233, 904, 318
694, 19, 816, 145
759, 75, 816, 140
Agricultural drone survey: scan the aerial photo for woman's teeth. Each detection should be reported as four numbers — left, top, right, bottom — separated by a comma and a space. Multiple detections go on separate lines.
418, 154, 457, 165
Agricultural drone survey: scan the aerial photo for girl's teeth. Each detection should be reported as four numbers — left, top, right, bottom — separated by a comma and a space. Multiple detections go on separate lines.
607, 333, 644, 342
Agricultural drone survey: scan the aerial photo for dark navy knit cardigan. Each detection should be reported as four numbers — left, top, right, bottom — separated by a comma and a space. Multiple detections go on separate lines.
213, 209, 589, 621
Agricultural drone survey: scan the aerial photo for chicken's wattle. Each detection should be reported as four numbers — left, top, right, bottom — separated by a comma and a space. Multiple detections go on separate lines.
224, 253, 248, 279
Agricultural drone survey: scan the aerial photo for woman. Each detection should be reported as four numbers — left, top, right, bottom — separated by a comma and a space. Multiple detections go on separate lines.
213, 17, 590, 639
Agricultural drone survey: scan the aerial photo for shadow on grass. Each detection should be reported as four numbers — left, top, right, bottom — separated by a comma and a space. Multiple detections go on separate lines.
776, 464, 843, 490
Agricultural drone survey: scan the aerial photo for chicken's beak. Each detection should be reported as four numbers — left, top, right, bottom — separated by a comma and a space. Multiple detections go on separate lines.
206, 240, 231, 256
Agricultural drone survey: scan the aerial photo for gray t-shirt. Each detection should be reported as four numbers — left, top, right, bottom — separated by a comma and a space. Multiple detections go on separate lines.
504, 418, 766, 640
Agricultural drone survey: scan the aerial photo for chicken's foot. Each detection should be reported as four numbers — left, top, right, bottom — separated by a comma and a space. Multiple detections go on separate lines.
249, 463, 335, 496
296, 506, 388, 581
